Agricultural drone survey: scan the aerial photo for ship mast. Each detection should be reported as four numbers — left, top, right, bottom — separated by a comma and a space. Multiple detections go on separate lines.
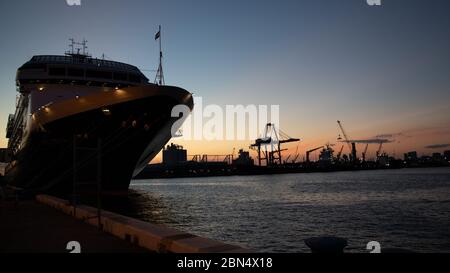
154, 25, 165, 85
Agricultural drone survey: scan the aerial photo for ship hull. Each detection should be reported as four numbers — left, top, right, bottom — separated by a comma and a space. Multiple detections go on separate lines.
5, 85, 193, 196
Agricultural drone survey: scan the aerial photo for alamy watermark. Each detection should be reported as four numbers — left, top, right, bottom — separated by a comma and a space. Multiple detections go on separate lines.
366, 0, 382, 6
66, 0, 81, 6
66, 241, 81, 253
367, 241, 382, 253
171, 97, 280, 141
65, 1, 381, 7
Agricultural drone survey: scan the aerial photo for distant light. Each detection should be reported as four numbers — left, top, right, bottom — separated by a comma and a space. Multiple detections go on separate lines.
115, 88, 125, 95
102, 108, 111, 115
75, 95, 80, 99
115, 87, 119, 90
38, 87, 45, 92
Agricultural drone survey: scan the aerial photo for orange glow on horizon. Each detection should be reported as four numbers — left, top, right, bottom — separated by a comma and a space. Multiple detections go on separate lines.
0, 138, 6, 149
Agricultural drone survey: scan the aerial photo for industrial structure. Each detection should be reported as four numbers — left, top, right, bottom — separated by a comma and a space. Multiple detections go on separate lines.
337, 120, 358, 164
233, 149, 254, 166
250, 123, 300, 166
162, 143, 187, 166
134, 121, 450, 180
336, 120, 393, 164
306, 146, 323, 163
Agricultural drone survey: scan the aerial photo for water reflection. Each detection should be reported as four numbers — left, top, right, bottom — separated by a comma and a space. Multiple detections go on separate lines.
111, 168, 450, 253
81, 189, 174, 225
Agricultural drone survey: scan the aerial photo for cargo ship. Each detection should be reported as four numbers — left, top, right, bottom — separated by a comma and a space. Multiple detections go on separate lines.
3, 41, 193, 195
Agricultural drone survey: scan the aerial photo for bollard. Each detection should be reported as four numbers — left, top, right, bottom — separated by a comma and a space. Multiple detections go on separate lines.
304, 236, 348, 253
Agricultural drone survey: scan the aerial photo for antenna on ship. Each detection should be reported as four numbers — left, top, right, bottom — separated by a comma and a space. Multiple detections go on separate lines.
154, 25, 165, 85
81, 39, 88, 56
68, 38, 75, 55
65, 38, 91, 58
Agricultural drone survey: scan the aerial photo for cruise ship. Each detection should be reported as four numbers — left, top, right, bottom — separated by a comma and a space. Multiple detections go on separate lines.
3, 42, 193, 195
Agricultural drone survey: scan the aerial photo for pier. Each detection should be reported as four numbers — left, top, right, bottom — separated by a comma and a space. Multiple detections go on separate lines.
0, 194, 251, 253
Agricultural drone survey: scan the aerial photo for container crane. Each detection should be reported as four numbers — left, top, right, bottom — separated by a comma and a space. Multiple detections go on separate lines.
250, 123, 300, 166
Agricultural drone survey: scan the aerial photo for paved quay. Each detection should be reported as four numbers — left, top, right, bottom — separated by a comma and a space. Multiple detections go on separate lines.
0, 200, 149, 253
1, 194, 251, 253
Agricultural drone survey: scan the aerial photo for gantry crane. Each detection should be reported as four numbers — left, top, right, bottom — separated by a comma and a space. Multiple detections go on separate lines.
250, 123, 300, 166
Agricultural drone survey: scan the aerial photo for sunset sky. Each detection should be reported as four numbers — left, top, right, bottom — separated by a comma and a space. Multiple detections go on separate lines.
1, 0, 449, 162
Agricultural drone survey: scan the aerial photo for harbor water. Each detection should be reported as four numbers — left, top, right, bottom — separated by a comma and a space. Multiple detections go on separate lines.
110, 167, 450, 253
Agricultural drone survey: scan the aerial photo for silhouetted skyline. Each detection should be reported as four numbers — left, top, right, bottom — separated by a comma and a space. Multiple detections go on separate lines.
1, 0, 449, 160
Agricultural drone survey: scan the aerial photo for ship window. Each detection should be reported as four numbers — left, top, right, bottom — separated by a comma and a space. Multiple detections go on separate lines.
128, 73, 141, 83
113, 72, 127, 81
86, 70, 113, 80
48, 67, 66, 76
19, 63, 47, 71
68, 68, 84, 77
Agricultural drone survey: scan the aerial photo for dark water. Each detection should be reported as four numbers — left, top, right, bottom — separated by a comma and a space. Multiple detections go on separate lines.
116, 168, 450, 253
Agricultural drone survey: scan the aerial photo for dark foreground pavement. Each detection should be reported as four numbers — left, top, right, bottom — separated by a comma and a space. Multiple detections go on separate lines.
0, 200, 150, 253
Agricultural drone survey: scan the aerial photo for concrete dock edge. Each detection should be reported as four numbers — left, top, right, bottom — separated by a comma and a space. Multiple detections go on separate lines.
36, 194, 253, 253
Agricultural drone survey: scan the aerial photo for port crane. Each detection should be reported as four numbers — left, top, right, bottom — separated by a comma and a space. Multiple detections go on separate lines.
250, 123, 300, 166
362, 143, 369, 162
291, 146, 300, 163
337, 120, 353, 153
284, 145, 302, 164
306, 146, 324, 163
284, 154, 292, 164
336, 145, 344, 161
337, 120, 357, 163
376, 141, 384, 158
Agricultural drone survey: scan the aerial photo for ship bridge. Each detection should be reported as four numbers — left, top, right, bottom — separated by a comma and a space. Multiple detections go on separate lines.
16, 54, 150, 91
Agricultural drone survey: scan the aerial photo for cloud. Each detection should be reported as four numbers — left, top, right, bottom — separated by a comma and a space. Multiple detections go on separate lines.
375, 133, 403, 139
375, 134, 394, 138
403, 126, 450, 137
340, 139, 393, 144
425, 144, 450, 149
375, 126, 450, 141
